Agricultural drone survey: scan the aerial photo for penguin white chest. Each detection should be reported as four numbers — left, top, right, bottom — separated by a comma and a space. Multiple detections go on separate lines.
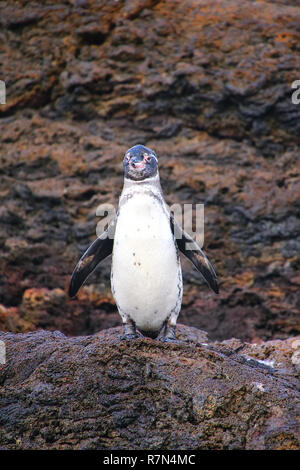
111, 193, 182, 333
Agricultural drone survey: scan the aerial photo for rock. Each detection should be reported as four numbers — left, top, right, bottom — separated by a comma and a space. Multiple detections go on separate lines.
0, 0, 299, 342
0, 325, 299, 450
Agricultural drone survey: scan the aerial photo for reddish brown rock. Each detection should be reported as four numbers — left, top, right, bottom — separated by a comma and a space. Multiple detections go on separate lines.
0, 0, 299, 341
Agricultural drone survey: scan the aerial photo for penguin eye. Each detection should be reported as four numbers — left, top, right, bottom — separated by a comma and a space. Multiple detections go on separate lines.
144, 155, 152, 163
125, 154, 131, 162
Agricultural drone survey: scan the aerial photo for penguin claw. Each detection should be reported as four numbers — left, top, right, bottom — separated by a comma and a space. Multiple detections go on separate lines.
160, 336, 178, 343
160, 324, 177, 343
119, 333, 139, 341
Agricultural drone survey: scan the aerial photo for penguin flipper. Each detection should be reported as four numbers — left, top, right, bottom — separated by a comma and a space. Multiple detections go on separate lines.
68, 220, 116, 298
170, 215, 219, 294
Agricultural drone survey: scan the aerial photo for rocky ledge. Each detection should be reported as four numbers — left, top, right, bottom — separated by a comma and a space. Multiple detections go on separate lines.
0, 325, 299, 450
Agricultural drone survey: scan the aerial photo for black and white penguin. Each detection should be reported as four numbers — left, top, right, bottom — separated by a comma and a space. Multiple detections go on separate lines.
69, 144, 218, 341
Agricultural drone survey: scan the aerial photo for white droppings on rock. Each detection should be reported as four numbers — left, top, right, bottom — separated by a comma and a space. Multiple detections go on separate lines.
245, 356, 275, 368
256, 358, 275, 368
291, 339, 300, 350
252, 382, 265, 392
291, 351, 300, 366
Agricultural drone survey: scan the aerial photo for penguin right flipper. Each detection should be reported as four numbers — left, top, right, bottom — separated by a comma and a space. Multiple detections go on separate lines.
170, 214, 219, 294
68, 218, 116, 298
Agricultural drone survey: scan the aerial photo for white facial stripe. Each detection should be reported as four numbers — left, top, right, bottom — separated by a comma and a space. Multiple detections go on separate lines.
148, 153, 158, 162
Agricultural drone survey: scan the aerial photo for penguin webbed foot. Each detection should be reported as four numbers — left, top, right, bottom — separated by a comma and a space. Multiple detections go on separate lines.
119, 333, 139, 340
119, 321, 139, 341
160, 323, 177, 343
160, 336, 178, 343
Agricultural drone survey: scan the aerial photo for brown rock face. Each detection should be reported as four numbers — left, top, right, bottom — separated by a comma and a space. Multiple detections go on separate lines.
0, 326, 299, 450
0, 0, 299, 341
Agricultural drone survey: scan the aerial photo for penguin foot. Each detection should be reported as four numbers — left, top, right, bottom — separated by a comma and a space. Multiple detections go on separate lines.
160, 336, 178, 343
119, 333, 139, 341
120, 321, 139, 340
160, 323, 177, 342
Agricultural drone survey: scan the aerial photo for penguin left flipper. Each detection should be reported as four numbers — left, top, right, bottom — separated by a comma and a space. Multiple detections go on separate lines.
68, 218, 116, 298
170, 214, 219, 294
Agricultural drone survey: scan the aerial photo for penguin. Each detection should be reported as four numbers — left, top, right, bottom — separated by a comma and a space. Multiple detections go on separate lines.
69, 144, 218, 341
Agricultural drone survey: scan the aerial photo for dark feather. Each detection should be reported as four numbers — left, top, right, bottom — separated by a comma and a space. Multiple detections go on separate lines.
170, 214, 219, 294
68, 219, 116, 297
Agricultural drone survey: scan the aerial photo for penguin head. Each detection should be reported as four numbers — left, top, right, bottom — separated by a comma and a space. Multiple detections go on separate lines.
123, 145, 158, 181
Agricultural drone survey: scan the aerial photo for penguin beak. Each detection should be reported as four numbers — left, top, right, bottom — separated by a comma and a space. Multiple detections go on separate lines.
130, 157, 145, 169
